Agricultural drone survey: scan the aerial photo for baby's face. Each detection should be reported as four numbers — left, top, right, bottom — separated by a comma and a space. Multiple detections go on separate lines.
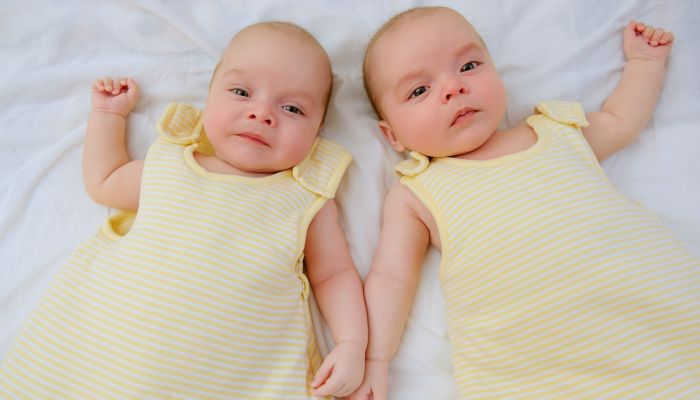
373, 9, 507, 157
203, 27, 331, 174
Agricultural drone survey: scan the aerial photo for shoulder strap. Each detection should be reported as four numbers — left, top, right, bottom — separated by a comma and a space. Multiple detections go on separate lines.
395, 151, 430, 177
156, 103, 215, 155
292, 138, 352, 198
529, 100, 604, 173
156, 103, 202, 144
532, 101, 589, 128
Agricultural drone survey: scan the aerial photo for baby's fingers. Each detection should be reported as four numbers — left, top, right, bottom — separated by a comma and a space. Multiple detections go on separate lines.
124, 77, 140, 100
627, 21, 674, 51
650, 28, 664, 46
637, 23, 673, 47
93, 77, 113, 93
348, 386, 371, 400
110, 77, 130, 95
311, 358, 334, 389
93, 77, 121, 95
113, 78, 126, 95
642, 25, 655, 41
103, 77, 116, 93
312, 375, 346, 397
93, 77, 138, 96
659, 31, 674, 45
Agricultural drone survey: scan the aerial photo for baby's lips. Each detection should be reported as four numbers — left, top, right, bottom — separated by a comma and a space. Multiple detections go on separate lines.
452, 107, 477, 126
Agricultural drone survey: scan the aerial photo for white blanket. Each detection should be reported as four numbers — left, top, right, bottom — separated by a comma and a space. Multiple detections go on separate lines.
1, 1, 698, 398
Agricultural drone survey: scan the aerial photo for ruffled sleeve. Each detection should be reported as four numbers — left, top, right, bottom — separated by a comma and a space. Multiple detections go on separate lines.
156, 103, 215, 155
528, 100, 604, 174
532, 101, 589, 128
292, 138, 352, 198
395, 151, 430, 177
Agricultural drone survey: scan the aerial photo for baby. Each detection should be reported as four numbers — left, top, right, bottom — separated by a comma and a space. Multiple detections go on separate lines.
0, 22, 366, 399
353, 6, 700, 399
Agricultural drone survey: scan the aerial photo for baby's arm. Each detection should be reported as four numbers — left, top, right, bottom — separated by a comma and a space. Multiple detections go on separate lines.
304, 199, 368, 398
583, 21, 674, 161
83, 77, 143, 210
351, 184, 431, 400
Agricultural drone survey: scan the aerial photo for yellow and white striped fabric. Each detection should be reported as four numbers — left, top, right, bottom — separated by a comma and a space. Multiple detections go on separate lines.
398, 101, 700, 399
0, 103, 351, 399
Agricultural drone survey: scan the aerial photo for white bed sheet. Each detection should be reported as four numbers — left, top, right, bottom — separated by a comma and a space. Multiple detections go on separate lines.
1, 1, 698, 398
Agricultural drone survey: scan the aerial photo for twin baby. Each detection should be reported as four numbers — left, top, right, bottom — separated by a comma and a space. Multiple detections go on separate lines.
2, 6, 700, 400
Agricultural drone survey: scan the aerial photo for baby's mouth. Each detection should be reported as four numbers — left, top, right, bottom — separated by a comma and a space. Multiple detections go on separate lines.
452, 107, 477, 126
236, 132, 270, 147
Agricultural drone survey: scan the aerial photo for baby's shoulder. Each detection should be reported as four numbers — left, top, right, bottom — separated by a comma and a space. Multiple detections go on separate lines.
384, 182, 440, 247
384, 183, 428, 224
385, 182, 418, 208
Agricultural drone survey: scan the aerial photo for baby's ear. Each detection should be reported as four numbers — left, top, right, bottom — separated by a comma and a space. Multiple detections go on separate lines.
378, 120, 406, 152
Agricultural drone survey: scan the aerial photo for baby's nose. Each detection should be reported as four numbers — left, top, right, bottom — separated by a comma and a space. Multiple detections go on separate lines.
442, 79, 467, 103
248, 110, 275, 126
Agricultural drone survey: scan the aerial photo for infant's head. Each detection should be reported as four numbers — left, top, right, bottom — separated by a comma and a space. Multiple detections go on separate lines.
203, 22, 332, 174
364, 7, 507, 158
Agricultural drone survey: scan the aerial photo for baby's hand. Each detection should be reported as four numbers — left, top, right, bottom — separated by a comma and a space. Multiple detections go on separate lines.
348, 359, 389, 400
624, 21, 674, 63
92, 77, 140, 117
311, 341, 365, 398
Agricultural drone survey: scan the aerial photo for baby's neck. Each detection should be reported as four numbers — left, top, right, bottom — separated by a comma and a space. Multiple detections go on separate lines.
452, 123, 535, 161
193, 151, 277, 177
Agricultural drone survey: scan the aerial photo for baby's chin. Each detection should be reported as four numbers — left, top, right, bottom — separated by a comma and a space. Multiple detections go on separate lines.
230, 162, 288, 176
405, 147, 464, 158
228, 157, 305, 175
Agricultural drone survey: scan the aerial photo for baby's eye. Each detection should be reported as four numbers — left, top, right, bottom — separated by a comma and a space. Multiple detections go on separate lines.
409, 86, 428, 99
282, 105, 303, 115
231, 88, 249, 97
460, 62, 478, 72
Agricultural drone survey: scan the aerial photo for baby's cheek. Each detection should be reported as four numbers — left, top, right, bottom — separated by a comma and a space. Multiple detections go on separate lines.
201, 112, 220, 135
289, 136, 318, 164
482, 77, 508, 113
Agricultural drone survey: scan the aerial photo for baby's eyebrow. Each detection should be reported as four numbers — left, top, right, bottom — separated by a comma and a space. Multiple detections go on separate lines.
456, 42, 482, 56
452, 43, 486, 64
393, 42, 484, 95
285, 90, 317, 108
395, 70, 425, 94
220, 67, 245, 78
278, 87, 327, 113
219, 68, 319, 107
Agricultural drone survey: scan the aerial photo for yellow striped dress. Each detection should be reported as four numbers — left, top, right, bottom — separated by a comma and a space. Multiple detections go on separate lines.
397, 101, 700, 399
0, 103, 351, 399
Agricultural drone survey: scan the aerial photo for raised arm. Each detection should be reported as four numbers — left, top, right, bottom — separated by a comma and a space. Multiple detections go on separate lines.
83, 77, 143, 210
304, 199, 368, 398
351, 183, 432, 400
583, 21, 674, 161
